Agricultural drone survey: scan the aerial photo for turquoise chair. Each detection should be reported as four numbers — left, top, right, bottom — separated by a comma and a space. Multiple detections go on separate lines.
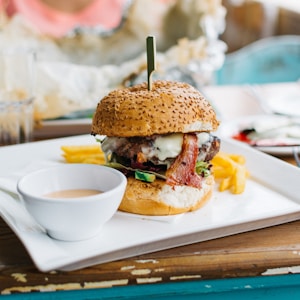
215, 35, 300, 85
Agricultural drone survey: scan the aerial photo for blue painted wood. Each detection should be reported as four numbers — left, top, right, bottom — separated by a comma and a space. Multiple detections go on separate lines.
215, 35, 300, 85
3, 273, 300, 299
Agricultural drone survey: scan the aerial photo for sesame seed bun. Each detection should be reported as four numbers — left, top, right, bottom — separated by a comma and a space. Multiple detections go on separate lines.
119, 175, 214, 215
91, 80, 219, 137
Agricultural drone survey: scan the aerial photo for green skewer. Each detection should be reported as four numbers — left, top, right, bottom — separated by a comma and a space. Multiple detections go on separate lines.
146, 36, 156, 91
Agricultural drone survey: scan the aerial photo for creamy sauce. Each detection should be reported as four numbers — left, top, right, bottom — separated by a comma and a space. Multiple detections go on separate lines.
43, 189, 103, 199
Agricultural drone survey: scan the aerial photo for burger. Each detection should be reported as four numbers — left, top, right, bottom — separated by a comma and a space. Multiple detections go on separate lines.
91, 80, 220, 215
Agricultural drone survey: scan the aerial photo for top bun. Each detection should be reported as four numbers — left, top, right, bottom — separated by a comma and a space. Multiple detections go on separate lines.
92, 80, 219, 137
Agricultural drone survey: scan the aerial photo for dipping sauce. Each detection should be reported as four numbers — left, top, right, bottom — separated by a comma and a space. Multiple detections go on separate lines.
43, 189, 103, 199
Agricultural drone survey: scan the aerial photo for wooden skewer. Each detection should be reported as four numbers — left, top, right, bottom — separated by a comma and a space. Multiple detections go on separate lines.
146, 36, 156, 91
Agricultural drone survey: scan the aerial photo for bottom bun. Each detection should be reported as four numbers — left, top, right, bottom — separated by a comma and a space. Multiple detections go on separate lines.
118, 175, 214, 216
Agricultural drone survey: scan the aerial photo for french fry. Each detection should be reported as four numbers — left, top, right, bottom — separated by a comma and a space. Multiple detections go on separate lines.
231, 164, 247, 194
63, 153, 105, 163
211, 153, 234, 168
61, 145, 101, 154
211, 151, 249, 194
61, 144, 105, 165
213, 166, 234, 179
81, 157, 106, 164
228, 154, 246, 165
219, 176, 232, 192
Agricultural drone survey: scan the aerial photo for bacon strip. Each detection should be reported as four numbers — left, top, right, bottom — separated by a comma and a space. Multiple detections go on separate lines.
166, 133, 202, 188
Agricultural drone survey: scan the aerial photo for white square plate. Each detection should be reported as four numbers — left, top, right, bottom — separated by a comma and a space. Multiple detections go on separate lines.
0, 135, 300, 272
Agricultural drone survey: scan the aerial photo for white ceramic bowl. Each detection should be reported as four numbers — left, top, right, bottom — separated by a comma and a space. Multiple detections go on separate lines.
17, 164, 127, 241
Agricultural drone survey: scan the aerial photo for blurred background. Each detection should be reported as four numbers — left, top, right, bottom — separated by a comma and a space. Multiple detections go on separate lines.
222, 0, 299, 53
0, 0, 299, 130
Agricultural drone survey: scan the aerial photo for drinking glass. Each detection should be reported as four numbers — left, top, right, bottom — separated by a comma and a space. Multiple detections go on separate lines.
0, 50, 36, 145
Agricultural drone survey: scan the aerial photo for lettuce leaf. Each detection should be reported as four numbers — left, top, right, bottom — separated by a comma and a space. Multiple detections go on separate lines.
105, 162, 167, 180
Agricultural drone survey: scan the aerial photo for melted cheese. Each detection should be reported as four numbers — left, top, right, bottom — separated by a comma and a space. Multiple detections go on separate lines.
197, 132, 210, 147
152, 133, 183, 161
143, 132, 211, 161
